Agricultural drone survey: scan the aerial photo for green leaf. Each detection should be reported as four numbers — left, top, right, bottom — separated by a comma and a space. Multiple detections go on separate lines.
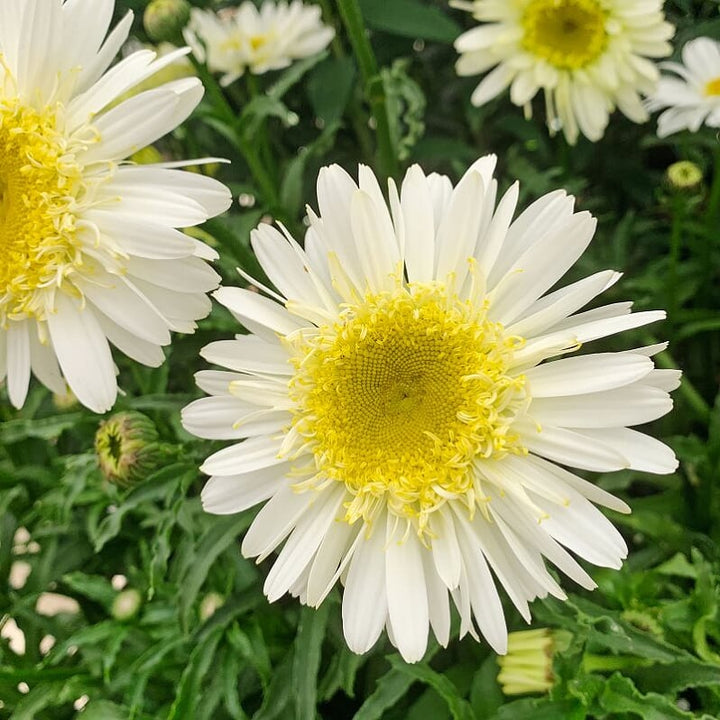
597, 673, 707, 719
61, 572, 117, 609
358, 0, 462, 43
167, 624, 225, 720
388, 656, 475, 720
293, 603, 331, 720
177, 513, 254, 629
0, 413, 86, 443
80, 700, 131, 720
307, 56, 357, 125
352, 665, 416, 720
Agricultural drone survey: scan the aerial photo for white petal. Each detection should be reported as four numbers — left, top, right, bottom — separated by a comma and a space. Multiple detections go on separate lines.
46, 294, 116, 413
241, 483, 311, 560
525, 353, 653, 397
264, 486, 345, 602
200, 435, 284, 476
385, 523, 429, 663
201, 464, 289, 514
342, 519, 388, 654
6, 321, 31, 409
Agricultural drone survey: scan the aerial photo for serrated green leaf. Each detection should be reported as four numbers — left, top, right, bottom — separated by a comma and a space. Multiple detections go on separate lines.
597, 673, 701, 719
388, 656, 474, 720
293, 603, 331, 720
167, 624, 225, 720
177, 513, 253, 629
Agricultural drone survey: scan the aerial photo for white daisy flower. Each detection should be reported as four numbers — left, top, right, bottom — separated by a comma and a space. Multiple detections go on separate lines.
646, 37, 720, 137
185, 1, 335, 86
0, 0, 232, 413
183, 156, 679, 663
453, 0, 674, 144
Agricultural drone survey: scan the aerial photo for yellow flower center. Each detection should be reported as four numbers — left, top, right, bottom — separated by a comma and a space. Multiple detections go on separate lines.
704, 77, 720, 96
522, 0, 608, 70
0, 98, 86, 323
287, 283, 528, 533
249, 34, 268, 52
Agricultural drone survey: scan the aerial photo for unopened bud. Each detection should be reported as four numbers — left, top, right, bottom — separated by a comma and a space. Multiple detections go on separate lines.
111, 588, 143, 621
497, 628, 570, 696
199, 592, 225, 620
95, 411, 161, 487
143, 0, 191, 44
665, 160, 703, 193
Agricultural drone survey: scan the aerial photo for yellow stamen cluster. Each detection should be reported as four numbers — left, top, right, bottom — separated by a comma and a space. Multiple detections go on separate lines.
286, 283, 528, 533
522, 0, 608, 70
0, 98, 85, 323
704, 77, 720, 96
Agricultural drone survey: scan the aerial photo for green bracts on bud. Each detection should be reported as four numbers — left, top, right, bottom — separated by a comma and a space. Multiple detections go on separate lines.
665, 160, 704, 193
95, 411, 162, 487
497, 628, 570, 695
143, 0, 191, 44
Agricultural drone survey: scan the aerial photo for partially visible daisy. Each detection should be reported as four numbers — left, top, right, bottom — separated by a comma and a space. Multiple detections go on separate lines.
453, 0, 674, 144
185, 1, 335, 86
0, 0, 231, 412
183, 156, 679, 663
646, 37, 720, 137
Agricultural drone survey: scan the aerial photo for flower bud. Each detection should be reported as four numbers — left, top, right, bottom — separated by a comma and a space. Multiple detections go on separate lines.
95, 411, 161, 487
497, 628, 570, 695
143, 0, 191, 44
665, 160, 703, 193
199, 592, 224, 620
111, 588, 143, 621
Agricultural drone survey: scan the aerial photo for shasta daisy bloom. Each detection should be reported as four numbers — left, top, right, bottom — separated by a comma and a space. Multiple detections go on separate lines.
0, 0, 231, 413
185, 1, 335, 86
646, 37, 720, 137
183, 156, 679, 663
453, 0, 674, 144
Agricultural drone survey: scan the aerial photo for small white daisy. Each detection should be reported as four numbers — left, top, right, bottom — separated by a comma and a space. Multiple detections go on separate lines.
646, 37, 720, 137
0, 0, 232, 413
185, 1, 335, 86
183, 156, 679, 663
453, 0, 674, 144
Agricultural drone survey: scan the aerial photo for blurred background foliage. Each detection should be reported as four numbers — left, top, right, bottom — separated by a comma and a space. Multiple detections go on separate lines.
2, 0, 720, 718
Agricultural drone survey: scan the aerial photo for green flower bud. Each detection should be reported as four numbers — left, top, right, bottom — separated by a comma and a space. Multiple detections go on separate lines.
95, 411, 161, 487
665, 160, 704, 193
497, 628, 570, 696
143, 0, 191, 44
111, 588, 143, 621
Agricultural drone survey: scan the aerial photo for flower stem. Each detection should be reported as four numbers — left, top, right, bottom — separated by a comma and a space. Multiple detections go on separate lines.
191, 58, 280, 210
668, 194, 684, 326
336, 0, 399, 180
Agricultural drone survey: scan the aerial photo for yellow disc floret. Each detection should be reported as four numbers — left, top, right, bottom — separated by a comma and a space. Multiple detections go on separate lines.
286, 282, 528, 533
704, 77, 720, 97
522, 0, 608, 70
0, 94, 93, 324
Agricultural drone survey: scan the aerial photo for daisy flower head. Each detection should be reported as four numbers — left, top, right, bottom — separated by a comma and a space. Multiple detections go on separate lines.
646, 37, 720, 137
183, 156, 679, 663
185, 1, 335, 86
0, 0, 231, 413
453, 0, 674, 144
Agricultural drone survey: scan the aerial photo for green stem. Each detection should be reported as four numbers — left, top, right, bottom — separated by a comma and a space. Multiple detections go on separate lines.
245, 73, 276, 172
336, 0, 399, 180
191, 58, 280, 210
582, 654, 649, 673
668, 194, 684, 326
705, 143, 720, 229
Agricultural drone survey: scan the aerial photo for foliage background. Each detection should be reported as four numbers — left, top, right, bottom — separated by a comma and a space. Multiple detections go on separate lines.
1, 0, 720, 718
